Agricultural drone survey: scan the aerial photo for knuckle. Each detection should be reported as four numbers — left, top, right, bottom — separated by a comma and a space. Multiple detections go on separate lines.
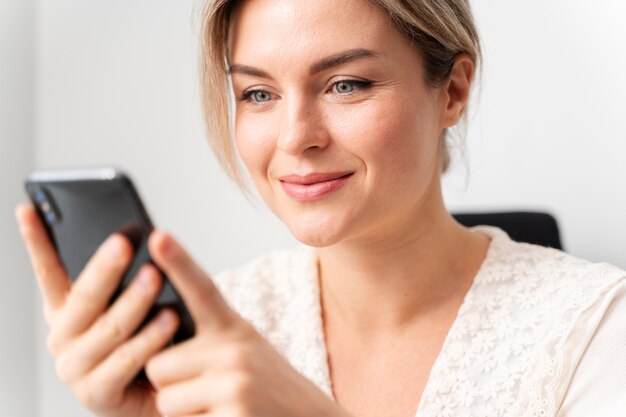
46, 332, 62, 357
55, 351, 77, 384
80, 368, 125, 412
70, 285, 102, 312
114, 343, 141, 373
97, 315, 125, 343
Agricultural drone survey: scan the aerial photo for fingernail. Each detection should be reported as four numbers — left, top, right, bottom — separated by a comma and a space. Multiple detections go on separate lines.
14, 206, 27, 234
157, 311, 173, 329
159, 234, 175, 258
106, 235, 122, 258
14, 206, 23, 224
136, 267, 154, 291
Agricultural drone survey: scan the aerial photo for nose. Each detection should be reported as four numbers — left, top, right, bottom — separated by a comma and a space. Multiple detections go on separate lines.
276, 97, 330, 155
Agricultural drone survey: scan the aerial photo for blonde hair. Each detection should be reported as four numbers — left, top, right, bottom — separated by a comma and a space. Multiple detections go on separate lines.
198, 0, 482, 187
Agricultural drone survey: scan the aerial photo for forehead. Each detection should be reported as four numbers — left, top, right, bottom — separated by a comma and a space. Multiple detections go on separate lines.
229, 0, 408, 69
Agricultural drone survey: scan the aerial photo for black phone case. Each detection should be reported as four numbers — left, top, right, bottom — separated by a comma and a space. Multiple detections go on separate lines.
24, 167, 195, 377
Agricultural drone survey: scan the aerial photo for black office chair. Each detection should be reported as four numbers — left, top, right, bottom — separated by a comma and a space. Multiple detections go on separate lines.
452, 211, 563, 250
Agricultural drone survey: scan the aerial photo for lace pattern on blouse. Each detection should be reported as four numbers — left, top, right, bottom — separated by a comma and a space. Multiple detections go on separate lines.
415, 227, 625, 417
213, 226, 626, 417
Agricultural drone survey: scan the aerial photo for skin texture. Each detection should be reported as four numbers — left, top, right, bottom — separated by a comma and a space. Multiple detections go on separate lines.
230, 1, 490, 415
16, 205, 348, 417
232, 0, 455, 248
16, 0, 490, 416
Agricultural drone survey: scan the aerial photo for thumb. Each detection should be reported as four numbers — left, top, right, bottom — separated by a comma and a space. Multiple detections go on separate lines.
148, 230, 236, 332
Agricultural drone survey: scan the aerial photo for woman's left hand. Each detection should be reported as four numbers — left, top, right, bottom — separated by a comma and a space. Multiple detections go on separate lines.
145, 231, 350, 417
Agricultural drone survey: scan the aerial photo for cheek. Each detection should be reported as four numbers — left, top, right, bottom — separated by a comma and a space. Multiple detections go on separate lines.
327, 95, 439, 181
234, 112, 276, 179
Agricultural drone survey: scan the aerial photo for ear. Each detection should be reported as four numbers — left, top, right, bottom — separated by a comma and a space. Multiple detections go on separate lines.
440, 53, 475, 128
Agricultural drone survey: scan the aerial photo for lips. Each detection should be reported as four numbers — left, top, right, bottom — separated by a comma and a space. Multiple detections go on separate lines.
278, 172, 353, 201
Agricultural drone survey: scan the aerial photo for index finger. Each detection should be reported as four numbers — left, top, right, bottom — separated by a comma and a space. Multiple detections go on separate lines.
148, 231, 236, 331
15, 203, 71, 310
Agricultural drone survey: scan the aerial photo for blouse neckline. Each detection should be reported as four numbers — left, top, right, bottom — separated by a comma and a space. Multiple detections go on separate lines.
299, 225, 508, 416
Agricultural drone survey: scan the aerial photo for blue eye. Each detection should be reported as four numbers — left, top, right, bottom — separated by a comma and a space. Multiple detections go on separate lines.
251, 90, 271, 102
240, 89, 272, 104
331, 79, 373, 95
334, 81, 354, 94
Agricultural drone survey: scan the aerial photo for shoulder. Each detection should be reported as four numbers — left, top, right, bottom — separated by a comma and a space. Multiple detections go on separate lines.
557, 276, 626, 416
459, 226, 626, 415
473, 225, 625, 292
425, 226, 626, 416
469, 226, 625, 350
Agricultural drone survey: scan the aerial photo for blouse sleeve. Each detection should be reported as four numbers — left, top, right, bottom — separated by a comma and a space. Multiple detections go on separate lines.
556, 279, 626, 417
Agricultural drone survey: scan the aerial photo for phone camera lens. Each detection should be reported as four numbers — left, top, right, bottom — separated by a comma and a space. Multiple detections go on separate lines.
44, 211, 57, 223
35, 190, 46, 203
33, 188, 61, 224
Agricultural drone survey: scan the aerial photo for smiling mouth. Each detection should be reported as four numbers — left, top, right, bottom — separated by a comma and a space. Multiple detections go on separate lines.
278, 172, 354, 201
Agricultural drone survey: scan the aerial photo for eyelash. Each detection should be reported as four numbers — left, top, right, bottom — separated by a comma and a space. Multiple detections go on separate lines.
237, 79, 374, 104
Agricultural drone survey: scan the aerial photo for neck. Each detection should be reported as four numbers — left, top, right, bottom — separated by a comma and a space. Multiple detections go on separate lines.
315, 184, 490, 338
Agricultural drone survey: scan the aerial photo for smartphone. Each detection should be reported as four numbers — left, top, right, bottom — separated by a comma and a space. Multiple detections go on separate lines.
24, 167, 195, 354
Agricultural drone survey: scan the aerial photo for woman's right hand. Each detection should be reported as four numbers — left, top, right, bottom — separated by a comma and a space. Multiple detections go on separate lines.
15, 203, 180, 417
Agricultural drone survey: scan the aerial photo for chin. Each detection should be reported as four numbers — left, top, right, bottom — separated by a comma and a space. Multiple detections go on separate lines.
283, 211, 350, 248
292, 231, 341, 248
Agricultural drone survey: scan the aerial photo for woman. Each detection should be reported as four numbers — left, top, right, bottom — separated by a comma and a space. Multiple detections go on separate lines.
15, 0, 626, 416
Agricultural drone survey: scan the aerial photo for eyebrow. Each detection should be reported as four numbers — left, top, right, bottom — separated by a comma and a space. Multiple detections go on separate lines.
227, 48, 377, 79
309, 48, 377, 74
227, 64, 271, 79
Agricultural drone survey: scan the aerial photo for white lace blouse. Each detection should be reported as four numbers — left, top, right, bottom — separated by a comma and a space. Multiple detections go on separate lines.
212, 226, 626, 417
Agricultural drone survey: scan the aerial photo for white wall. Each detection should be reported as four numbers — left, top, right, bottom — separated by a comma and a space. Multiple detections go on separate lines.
443, 0, 626, 268
35, 0, 295, 415
0, 0, 37, 415
1, 0, 624, 415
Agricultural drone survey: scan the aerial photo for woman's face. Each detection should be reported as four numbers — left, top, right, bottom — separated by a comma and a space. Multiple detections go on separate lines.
229, 0, 452, 247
